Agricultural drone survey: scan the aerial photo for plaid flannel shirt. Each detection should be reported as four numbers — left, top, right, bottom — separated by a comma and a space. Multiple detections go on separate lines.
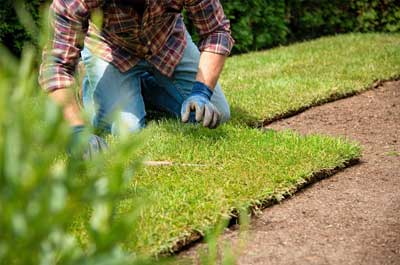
39, 0, 234, 92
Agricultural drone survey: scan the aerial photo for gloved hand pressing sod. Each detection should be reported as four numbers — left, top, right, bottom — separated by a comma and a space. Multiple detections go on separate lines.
181, 81, 221, 129
68, 125, 108, 160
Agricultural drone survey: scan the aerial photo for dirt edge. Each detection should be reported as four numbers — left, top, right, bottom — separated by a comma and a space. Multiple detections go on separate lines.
252, 76, 400, 128
159, 158, 361, 256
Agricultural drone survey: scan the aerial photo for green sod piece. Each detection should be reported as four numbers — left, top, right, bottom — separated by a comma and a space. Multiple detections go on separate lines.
102, 121, 361, 255
222, 33, 400, 125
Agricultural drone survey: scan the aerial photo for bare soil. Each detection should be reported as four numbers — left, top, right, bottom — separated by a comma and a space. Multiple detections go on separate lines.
181, 81, 400, 264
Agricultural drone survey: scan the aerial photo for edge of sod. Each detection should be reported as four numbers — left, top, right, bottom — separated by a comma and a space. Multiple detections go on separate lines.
243, 77, 399, 128
158, 157, 361, 255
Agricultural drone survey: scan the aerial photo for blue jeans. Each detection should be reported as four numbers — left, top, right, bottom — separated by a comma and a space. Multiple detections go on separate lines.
81, 34, 230, 135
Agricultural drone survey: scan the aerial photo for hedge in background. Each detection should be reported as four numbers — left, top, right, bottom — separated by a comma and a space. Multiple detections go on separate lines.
220, 0, 288, 53
0, 0, 44, 55
222, 0, 400, 53
203, 0, 400, 53
1, 0, 400, 55
287, 0, 400, 42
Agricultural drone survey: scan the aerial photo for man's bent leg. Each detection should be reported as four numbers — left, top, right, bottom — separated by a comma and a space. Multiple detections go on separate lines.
140, 72, 184, 117
141, 32, 231, 123
81, 48, 146, 135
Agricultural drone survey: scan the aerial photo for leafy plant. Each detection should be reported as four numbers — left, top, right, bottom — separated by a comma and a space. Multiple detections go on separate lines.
0, 41, 158, 264
286, 0, 400, 41
0, 0, 44, 55
0, 3, 159, 263
220, 0, 288, 53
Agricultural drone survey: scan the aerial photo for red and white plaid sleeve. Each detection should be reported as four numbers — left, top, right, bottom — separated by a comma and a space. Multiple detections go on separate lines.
39, 0, 89, 92
184, 0, 234, 56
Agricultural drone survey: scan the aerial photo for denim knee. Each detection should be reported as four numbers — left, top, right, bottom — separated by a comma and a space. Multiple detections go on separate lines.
219, 103, 231, 124
111, 112, 146, 135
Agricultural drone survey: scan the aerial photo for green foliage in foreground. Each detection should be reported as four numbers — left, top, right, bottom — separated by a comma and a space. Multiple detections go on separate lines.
0, 45, 161, 265
84, 121, 360, 255
222, 33, 400, 125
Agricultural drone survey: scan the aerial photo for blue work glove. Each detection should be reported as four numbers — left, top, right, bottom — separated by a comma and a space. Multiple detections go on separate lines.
181, 81, 221, 129
68, 125, 108, 160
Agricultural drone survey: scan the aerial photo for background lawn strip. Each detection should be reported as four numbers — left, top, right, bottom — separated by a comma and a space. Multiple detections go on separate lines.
111, 121, 361, 255
222, 33, 400, 125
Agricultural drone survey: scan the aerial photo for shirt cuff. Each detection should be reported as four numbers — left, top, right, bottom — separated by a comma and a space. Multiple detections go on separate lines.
198, 32, 234, 56
39, 73, 75, 92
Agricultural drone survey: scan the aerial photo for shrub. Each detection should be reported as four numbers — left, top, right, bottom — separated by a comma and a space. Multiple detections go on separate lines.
352, 0, 400, 32
220, 0, 288, 53
0, 40, 153, 265
286, 0, 400, 42
0, 0, 44, 55
186, 0, 400, 54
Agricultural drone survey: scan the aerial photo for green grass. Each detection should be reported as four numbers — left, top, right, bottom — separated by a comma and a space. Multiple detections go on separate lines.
74, 33, 400, 255
222, 33, 400, 124
111, 122, 360, 254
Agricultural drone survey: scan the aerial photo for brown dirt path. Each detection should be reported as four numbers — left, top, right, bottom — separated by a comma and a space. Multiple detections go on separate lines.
181, 81, 400, 264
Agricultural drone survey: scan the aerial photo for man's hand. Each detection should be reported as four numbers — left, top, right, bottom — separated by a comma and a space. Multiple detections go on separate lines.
69, 126, 108, 160
49, 89, 85, 127
181, 81, 221, 129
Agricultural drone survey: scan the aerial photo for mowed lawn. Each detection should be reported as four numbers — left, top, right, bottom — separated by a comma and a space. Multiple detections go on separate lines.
75, 33, 399, 255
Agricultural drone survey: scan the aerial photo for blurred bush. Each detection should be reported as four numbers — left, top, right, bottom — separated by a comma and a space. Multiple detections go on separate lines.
0, 35, 154, 265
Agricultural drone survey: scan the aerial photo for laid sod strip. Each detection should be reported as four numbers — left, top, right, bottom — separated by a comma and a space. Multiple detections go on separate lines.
112, 121, 361, 255
222, 33, 400, 125
71, 34, 384, 255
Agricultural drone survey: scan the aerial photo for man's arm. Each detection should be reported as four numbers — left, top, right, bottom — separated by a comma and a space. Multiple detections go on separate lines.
196, 51, 226, 91
184, 0, 234, 86
180, 52, 227, 127
39, 1, 108, 158
39, 0, 89, 126
50, 89, 85, 126
181, 0, 233, 128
